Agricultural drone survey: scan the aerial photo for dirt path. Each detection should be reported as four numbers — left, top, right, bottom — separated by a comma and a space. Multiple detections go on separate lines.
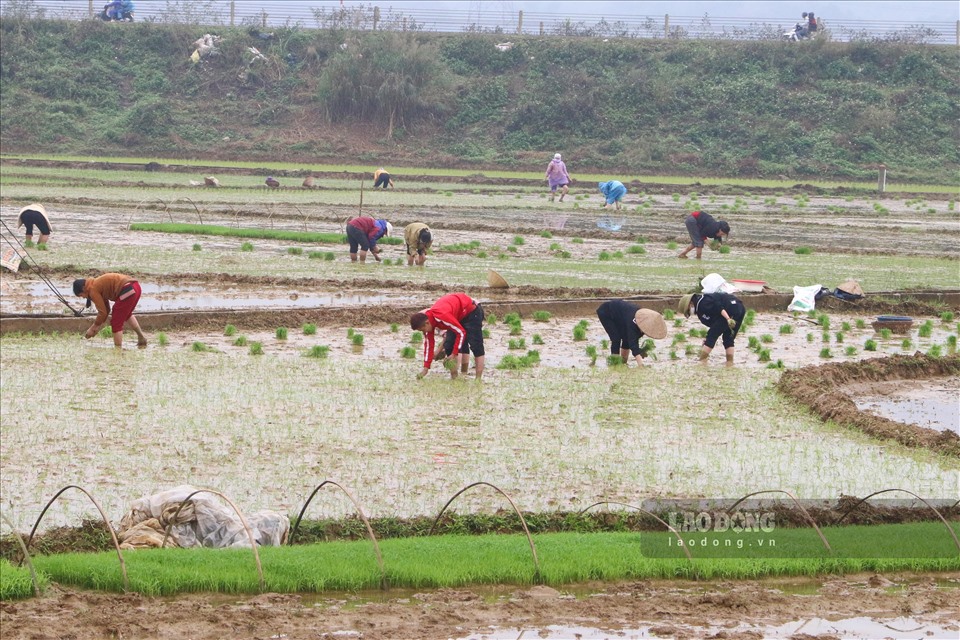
2, 573, 957, 639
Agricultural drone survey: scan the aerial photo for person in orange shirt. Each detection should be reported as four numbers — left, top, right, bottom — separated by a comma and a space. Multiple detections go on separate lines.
73, 273, 148, 348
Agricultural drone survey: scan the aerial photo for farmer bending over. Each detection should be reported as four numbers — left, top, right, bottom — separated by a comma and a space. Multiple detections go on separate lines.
73, 273, 147, 348
404, 222, 433, 267
677, 211, 730, 260
598, 180, 626, 210
410, 293, 485, 380
346, 216, 392, 263
678, 291, 745, 365
17, 203, 52, 245
596, 300, 668, 367
373, 167, 394, 189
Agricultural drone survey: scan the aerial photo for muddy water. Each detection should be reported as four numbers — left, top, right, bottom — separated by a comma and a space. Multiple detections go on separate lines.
851, 378, 960, 434
3, 280, 411, 313
457, 615, 957, 639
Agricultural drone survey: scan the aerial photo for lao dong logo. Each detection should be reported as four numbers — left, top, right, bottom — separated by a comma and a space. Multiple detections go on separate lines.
667, 511, 776, 533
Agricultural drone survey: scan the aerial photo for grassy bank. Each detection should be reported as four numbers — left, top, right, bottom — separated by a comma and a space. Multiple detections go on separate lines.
128, 223, 403, 245
1, 20, 957, 183
2, 523, 957, 599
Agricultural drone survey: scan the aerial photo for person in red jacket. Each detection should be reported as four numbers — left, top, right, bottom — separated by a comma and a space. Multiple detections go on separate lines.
409, 293, 485, 380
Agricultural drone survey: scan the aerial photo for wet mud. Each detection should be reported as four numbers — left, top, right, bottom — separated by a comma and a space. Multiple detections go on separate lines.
777, 354, 960, 456
1, 573, 957, 640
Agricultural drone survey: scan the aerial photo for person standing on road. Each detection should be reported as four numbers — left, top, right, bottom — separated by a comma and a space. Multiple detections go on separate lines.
678, 291, 746, 364
677, 211, 730, 259
346, 216, 392, 262
373, 167, 395, 189
404, 222, 433, 267
410, 293, 485, 380
545, 153, 571, 202
17, 204, 52, 246
73, 272, 148, 349
596, 299, 668, 367
598, 180, 627, 210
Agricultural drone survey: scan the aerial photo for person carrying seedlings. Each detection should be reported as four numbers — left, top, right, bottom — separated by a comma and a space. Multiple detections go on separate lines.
545, 153, 571, 202
597, 180, 626, 210
372, 167, 394, 189
677, 210, 730, 259
404, 222, 433, 267
17, 203, 52, 245
73, 272, 148, 349
596, 300, 668, 366
346, 216, 392, 263
678, 291, 746, 364
410, 293, 485, 380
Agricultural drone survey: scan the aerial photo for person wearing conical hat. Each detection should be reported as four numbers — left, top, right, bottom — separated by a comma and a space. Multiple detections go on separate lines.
678, 291, 746, 364
596, 299, 668, 367
17, 204, 52, 245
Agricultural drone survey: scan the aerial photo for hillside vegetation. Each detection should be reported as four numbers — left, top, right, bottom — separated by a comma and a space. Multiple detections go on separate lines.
1, 18, 957, 183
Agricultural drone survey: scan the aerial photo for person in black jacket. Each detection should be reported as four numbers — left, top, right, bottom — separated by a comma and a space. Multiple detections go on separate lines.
678, 211, 730, 259
596, 299, 667, 367
678, 291, 746, 364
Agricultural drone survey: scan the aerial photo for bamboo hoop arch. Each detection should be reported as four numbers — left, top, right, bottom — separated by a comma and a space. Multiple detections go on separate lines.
288, 480, 386, 588
577, 501, 694, 563
1, 512, 41, 596
291, 204, 309, 232
725, 490, 831, 552
427, 482, 541, 580
158, 489, 264, 592
179, 197, 204, 225
128, 198, 169, 229
25, 484, 128, 591
833, 489, 959, 553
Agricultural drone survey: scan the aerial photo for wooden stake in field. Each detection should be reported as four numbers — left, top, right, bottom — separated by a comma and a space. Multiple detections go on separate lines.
359, 179, 364, 218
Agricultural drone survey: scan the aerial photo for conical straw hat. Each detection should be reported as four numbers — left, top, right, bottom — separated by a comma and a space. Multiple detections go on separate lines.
836, 279, 863, 296
634, 309, 667, 339
487, 269, 509, 289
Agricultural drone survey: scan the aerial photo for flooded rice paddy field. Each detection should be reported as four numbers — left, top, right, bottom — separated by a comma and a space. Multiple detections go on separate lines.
1, 193, 959, 531
1, 309, 956, 532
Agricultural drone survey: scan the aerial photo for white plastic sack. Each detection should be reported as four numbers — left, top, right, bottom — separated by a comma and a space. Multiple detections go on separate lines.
701, 273, 740, 295
117, 485, 288, 549
787, 284, 824, 312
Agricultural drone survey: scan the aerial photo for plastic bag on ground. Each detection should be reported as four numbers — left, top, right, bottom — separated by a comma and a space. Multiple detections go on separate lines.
701, 273, 740, 294
117, 485, 288, 549
787, 284, 824, 312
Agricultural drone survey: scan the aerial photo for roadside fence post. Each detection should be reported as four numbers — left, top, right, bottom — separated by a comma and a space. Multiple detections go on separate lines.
539, 21, 544, 35
517, 10, 524, 34
956, 20, 959, 46
877, 164, 887, 193
230, 1, 235, 27
664, 14, 670, 38
373, 6, 380, 30
261, 9, 267, 29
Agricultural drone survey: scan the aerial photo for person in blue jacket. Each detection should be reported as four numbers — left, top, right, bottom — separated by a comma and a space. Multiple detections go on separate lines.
598, 180, 626, 210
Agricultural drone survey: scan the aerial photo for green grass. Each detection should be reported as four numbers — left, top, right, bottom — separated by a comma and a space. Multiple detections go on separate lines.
0, 558, 44, 600
11, 522, 958, 597
129, 223, 402, 245
304, 345, 330, 359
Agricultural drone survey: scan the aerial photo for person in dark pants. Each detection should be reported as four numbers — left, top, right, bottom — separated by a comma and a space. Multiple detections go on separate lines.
410, 293, 485, 380
373, 167, 394, 189
596, 300, 668, 367
346, 216, 392, 262
679, 292, 746, 364
17, 204, 52, 245
677, 210, 730, 259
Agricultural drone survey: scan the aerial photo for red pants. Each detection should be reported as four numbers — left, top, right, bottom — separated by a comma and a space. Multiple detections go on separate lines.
111, 281, 141, 333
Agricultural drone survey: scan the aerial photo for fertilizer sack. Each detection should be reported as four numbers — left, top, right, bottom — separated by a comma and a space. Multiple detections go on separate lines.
787, 284, 826, 312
